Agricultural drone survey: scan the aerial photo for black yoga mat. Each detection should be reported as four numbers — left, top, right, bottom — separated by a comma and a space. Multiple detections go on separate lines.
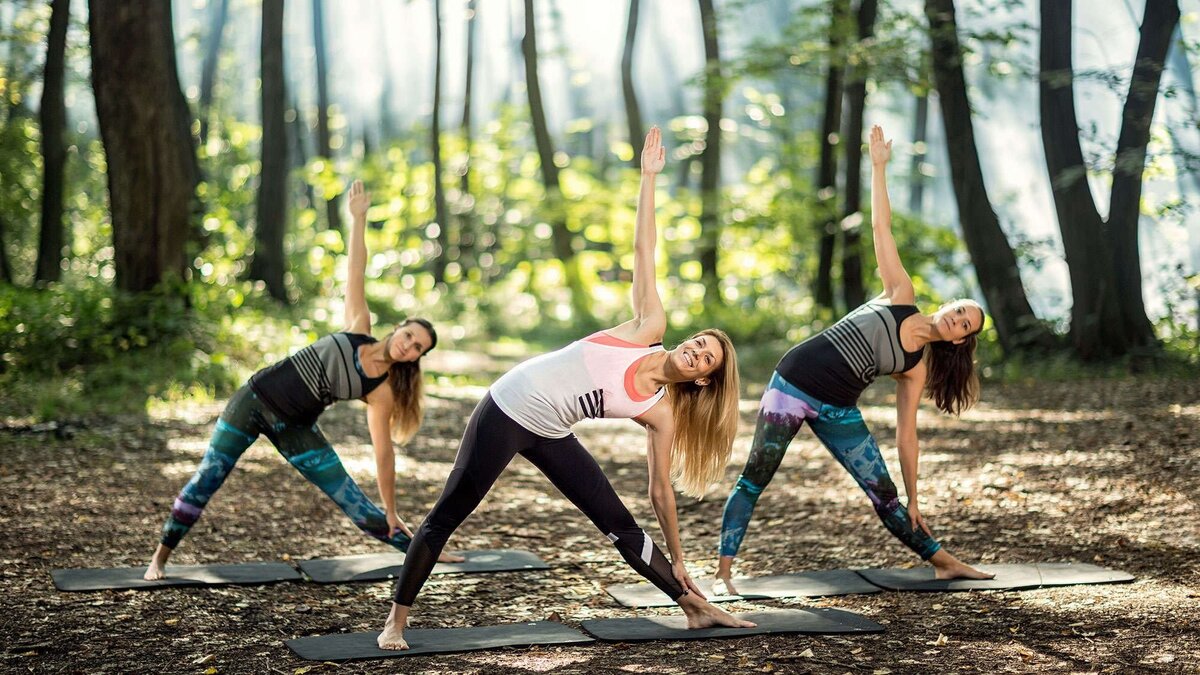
580, 608, 883, 642
856, 562, 1134, 592
298, 548, 549, 584
286, 621, 595, 661
51, 562, 301, 591
606, 569, 881, 608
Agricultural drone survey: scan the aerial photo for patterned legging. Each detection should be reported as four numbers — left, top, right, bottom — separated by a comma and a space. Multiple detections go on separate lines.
158, 385, 408, 551
719, 371, 940, 560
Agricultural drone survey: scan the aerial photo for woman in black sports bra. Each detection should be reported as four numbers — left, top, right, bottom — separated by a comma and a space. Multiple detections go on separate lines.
715, 125, 993, 590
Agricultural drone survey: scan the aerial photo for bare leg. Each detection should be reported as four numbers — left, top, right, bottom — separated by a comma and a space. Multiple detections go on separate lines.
930, 549, 994, 580
713, 554, 739, 595
378, 603, 411, 650
678, 591, 756, 629
143, 543, 172, 580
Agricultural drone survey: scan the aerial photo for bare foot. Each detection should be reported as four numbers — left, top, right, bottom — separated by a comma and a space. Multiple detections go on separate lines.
713, 555, 739, 595
930, 550, 995, 580
438, 551, 465, 563
679, 593, 756, 629
143, 543, 172, 581
377, 603, 411, 651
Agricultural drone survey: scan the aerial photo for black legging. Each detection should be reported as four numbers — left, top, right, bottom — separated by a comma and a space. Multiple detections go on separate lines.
392, 393, 684, 606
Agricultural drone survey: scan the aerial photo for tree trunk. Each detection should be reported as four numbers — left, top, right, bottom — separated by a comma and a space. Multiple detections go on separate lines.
430, 0, 449, 283
89, 0, 198, 294
1106, 0, 1177, 348
621, 0, 645, 167
197, 0, 229, 146
523, 0, 591, 320
925, 0, 1053, 353
1165, 27, 1200, 340
815, 0, 849, 312
0, 213, 13, 284
459, 0, 478, 262
36, 0, 70, 284
839, 0, 878, 310
697, 0, 722, 304
312, 0, 341, 231
249, 0, 288, 302
1038, 0, 1172, 359
908, 90, 929, 214
286, 94, 316, 209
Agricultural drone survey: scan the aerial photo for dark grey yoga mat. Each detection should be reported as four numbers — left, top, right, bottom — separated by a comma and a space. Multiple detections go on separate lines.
298, 548, 549, 583
580, 608, 883, 642
51, 562, 301, 591
606, 569, 881, 608
286, 621, 595, 661
856, 562, 1134, 592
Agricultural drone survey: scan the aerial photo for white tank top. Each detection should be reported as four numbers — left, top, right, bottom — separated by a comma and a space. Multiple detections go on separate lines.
490, 331, 668, 438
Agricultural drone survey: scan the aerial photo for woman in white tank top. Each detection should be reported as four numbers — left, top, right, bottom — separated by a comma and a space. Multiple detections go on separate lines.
377, 127, 754, 650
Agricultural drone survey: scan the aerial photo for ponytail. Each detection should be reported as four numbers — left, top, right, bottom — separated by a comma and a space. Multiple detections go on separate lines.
923, 331, 980, 416
386, 318, 437, 443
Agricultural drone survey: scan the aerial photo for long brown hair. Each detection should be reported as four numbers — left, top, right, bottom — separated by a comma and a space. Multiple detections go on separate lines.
924, 331, 980, 415
666, 329, 740, 498
387, 318, 437, 443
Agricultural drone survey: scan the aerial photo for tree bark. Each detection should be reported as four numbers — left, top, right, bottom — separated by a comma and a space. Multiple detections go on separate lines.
908, 91, 929, 214
0, 213, 13, 284
925, 0, 1054, 353
197, 0, 229, 146
249, 0, 288, 302
36, 0, 70, 284
1038, 0, 1173, 358
89, 0, 199, 294
1106, 0, 1177, 347
459, 0, 478, 262
839, 0, 878, 310
431, 0, 449, 283
697, 0, 723, 304
815, 0, 849, 311
523, 0, 591, 320
312, 0, 341, 231
621, 0, 645, 167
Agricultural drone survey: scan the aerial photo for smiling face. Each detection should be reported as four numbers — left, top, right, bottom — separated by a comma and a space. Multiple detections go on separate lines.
387, 322, 434, 363
932, 299, 984, 344
669, 332, 725, 385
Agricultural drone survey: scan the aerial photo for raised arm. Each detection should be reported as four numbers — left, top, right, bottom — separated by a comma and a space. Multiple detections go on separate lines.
608, 127, 667, 346
344, 180, 372, 334
636, 400, 705, 598
868, 125, 915, 305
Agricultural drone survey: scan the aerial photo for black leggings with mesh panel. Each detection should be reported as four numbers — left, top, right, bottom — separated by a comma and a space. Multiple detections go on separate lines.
392, 393, 684, 606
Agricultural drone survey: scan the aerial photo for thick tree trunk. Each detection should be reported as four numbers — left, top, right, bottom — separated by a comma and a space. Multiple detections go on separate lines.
1038, 0, 1171, 358
0, 213, 13, 284
523, 0, 590, 319
815, 0, 849, 311
459, 0, 478, 262
908, 91, 929, 214
197, 0, 229, 145
839, 0, 878, 310
697, 0, 722, 304
431, 0, 449, 283
249, 0, 288, 302
925, 0, 1053, 353
1165, 28, 1200, 339
312, 0, 341, 231
89, 0, 198, 294
36, 0, 70, 284
1106, 0, 1177, 348
621, 0, 645, 167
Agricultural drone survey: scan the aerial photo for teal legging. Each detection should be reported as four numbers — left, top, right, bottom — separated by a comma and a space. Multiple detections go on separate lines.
159, 385, 409, 551
719, 371, 940, 560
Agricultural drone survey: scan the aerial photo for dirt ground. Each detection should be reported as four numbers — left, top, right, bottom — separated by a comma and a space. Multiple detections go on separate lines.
2, 369, 1198, 674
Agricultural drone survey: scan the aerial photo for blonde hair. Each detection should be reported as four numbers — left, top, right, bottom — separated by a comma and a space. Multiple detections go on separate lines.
665, 328, 740, 498
386, 318, 436, 443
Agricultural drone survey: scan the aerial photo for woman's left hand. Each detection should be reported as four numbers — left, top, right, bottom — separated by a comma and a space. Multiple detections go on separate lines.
672, 560, 707, 600
869, 124, 892, 166
907, 499, 934, 538
348, 179, 370, 220
387, 511, 414, 539
641, 126, 666, 175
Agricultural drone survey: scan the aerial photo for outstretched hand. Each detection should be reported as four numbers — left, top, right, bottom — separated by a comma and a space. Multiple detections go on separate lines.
869, 124, 892, 166
641, 126, 666, 175
348, 179, 370, 221
907, 499, 934, 538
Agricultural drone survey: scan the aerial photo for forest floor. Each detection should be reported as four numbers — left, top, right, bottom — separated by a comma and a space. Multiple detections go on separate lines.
1, 353, 1198, 674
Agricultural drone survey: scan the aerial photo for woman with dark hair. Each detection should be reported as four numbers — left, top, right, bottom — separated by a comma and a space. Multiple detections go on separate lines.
714, 125, 991, 590
377, 127, 753, 650
143, 180, 461, 580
